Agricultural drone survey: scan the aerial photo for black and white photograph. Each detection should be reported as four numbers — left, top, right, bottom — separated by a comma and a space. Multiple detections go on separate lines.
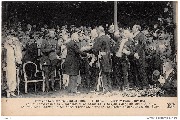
1, 1, 178, 116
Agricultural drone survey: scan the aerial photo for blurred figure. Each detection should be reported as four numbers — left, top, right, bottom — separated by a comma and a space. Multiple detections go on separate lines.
160, 59, 177, 97
90, 26, 98, 42
153, 29, 172, 75
3, 34, 22, 97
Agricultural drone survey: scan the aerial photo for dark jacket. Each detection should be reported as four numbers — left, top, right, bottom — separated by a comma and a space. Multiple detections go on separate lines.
92, 35, 112, 73
23, 43, 38, 63
133, 32, 146, 64
63, 40, 87, 75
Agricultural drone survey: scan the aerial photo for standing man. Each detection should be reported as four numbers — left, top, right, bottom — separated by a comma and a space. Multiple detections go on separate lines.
63, 34, 87, 94
132, 25, 148, 90
40, 29, 60, 92
113, 30, 133, 91
86, 26, 113, 94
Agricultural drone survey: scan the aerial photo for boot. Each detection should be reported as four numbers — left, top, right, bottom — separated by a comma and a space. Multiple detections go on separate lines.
51, 80, 55, 91
7, 92, 10, 98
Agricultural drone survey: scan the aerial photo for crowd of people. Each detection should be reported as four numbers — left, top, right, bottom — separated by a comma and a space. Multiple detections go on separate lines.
1, 20, 177, 98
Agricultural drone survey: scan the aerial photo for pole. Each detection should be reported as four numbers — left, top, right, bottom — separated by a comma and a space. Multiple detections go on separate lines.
114, 1, 118, 31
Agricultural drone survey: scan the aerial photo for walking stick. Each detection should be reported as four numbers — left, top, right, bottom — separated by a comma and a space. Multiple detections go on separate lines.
59, 61, 62, 90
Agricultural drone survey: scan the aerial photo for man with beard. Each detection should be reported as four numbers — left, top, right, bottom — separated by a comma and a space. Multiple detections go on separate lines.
63, 32, 87, 94
132, 24, 148, 90
83, 26, 113, 94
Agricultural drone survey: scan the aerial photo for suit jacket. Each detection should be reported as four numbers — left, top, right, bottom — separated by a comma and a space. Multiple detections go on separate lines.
133, 32, 146, 65
63, 40, 87, 75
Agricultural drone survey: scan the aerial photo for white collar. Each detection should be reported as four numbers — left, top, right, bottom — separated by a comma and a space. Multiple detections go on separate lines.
133, 31, 140, 37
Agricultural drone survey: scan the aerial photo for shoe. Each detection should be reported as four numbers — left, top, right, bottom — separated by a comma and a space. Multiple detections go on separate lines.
10, 92, 16, 97
90, 90, 96, 93
45, 88, 49, 92
76, 91, 81, 94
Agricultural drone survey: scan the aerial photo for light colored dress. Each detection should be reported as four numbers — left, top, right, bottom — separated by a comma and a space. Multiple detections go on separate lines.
4, 36, 22, 93
4, 43, 17, 93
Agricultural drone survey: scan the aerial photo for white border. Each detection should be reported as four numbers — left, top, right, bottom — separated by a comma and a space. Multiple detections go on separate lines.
0, 0, 179, 119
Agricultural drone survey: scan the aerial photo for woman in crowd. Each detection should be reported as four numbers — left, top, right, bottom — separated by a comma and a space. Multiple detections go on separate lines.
3, 32, 22, 97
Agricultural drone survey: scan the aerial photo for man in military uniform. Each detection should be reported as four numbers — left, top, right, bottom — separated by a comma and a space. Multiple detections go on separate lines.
40, 29, 60, 92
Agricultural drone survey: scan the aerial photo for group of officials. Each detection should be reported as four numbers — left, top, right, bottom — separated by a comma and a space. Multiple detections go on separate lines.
2, 23, 177, 97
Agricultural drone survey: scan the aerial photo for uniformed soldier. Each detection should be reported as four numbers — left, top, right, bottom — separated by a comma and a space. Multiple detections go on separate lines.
40, 29, 60, 92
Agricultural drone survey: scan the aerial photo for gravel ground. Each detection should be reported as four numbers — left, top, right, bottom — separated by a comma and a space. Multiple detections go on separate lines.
1, 86, 163, 98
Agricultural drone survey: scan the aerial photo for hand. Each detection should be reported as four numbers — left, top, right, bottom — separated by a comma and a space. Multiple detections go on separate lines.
52, 48, 56, 51
96, 62, 100, 68
89, 62, 93, 67
134, 53, 140, 59
16, 61, 22, 66
61, 59, 65, 65
56, 55, 61, 60
98, 54, 102, 59
80, 46, 92, 52
3, 67, 6, 71
122, 48, 131, 55
86, 53, 92, 58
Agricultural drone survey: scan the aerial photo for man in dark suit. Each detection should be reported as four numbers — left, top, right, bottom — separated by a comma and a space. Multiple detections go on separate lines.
132, 25, 148, 90
63, 35, 87, 93
89, 26, 113, 94
22, 39, 38, 63
113, 30, 134, 91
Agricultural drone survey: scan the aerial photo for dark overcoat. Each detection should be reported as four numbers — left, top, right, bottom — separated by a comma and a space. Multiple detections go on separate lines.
92, 35, 112, 73
63, 40, 87, 75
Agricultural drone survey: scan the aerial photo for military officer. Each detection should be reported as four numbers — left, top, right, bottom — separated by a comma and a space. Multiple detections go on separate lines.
40, 29, 60, 92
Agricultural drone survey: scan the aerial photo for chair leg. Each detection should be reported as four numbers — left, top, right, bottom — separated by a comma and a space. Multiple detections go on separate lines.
42, 81, 45, 92
25, 82, 28, 93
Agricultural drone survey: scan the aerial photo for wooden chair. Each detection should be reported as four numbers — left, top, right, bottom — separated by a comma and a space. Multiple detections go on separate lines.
23, 61, 45, 93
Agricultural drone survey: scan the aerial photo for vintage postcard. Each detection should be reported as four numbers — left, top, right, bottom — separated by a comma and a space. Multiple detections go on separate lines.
1, 1, 178, 116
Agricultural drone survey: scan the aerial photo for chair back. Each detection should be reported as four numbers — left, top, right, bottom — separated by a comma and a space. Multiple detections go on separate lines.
23, 61, 37, 80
